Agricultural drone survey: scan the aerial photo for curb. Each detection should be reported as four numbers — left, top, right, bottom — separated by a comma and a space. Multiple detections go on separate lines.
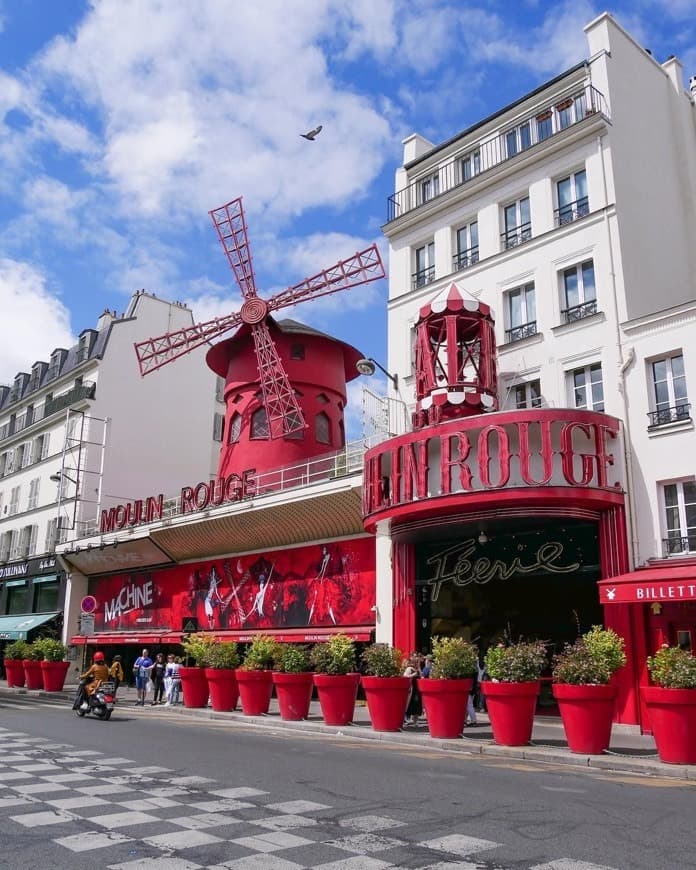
2, 685, 694, 782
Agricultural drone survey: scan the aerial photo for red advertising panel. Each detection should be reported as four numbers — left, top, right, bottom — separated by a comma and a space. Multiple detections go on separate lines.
88, 538, 375, 633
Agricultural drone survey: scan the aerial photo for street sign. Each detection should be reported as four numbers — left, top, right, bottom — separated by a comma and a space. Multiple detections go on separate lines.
79, 613, 95, 636
80, 595, 98, 614
181, 617, 198, 633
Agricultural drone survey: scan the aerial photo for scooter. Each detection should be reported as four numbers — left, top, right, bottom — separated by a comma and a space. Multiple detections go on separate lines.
73, 679, 116, 721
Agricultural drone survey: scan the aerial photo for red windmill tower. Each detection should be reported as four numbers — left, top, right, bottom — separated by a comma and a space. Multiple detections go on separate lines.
135, 197, 385, 477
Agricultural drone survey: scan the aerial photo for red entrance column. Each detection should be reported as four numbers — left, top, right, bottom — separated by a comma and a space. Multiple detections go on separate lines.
393, 542, 416, 655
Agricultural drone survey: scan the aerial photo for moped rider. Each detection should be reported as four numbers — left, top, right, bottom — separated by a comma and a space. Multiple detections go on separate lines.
74, 651, 109, 710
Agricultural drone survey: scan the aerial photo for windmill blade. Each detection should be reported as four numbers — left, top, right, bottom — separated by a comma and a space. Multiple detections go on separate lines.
134, 311, 243, 375
209, 197, 257, 299
267, 244, 385, 313
250, 320, 306, 439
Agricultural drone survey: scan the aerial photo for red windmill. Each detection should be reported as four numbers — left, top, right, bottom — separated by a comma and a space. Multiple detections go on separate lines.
134, 197, 385, 439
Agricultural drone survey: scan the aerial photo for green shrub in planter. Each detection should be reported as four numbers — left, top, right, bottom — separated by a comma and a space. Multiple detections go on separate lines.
33, 638, 67, 662
274, 644, 311, 674
552, 626, 626, 685
206, 642, 240, 670
181, 632, 215, 667
362, 643, 403, 677
241, 635, 280, 671
26, 640, 45, 661
647, 645, 696, 689
310, 634, 356, 675
485, 640, 547, 682
4, 640, 31, 660
431, 636, 478, 679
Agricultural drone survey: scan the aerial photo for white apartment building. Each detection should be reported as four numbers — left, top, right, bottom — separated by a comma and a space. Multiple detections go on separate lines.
0, 290, 224, 645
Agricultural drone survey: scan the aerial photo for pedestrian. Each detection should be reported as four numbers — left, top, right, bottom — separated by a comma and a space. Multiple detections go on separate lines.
476, 657, 488, 713
466, 662, 479, 726
132, 647, 153, 706
164, 654, 181, 705
421, 654, 433, 678
403, 653, 422, 726
150, 652, 166, 705
109, 654, 124, 698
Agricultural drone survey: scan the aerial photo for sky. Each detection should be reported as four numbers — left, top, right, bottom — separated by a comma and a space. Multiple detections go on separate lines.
0, 0, 694, 431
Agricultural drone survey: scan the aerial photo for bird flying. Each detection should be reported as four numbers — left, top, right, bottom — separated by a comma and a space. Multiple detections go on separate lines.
300, 125, 323, 141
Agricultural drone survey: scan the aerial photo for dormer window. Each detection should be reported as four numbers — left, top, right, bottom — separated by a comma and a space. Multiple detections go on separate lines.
290, 343, 305, 360
250, 407, 269, 439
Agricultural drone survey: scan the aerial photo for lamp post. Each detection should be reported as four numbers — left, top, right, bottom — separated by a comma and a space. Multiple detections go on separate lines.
356, 358, 399, 390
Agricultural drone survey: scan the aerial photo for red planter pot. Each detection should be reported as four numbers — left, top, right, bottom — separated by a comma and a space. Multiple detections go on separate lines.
553, 683, 617, 754
362, 676, 412, 732
643, 686, 696, 765
483, 681, 540, 746
23, 659, 44, 690
41, 661, 70, 692
4, 659, 26, 688
236, 669, 274, 715
419, 678, 473, 739
179, 666, 209, 708
204, 668, 239, 712
273, 672, 314, 721
313, 673, 360, 726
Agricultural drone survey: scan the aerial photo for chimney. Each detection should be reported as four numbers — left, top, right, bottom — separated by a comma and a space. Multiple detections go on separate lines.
96, 309, 116, 331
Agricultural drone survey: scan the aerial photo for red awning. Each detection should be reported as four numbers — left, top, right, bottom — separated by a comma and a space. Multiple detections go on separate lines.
599, 565, 696, 605
69, 633, 168, 646
70, 626, 373, 646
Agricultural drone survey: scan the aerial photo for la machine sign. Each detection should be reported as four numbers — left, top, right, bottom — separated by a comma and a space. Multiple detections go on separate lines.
100, 469, 256, 534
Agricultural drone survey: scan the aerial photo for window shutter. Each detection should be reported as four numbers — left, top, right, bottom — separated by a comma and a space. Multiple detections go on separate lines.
42, 433, 50, 459
29, 525, 38, 556
213, 413, 224, 442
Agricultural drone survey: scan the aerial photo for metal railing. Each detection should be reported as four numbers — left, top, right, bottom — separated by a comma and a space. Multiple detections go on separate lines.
505, 321, 538, 343
44, 382, 95, 418
663, 535, 696, 557
386, 84, 608, 222
501, 222, 532, 250
648, 403, 692, 428
412, 266, 435, 289
452, 246, 479, 271
555, 197, 590, 226
562, 299, 597, 323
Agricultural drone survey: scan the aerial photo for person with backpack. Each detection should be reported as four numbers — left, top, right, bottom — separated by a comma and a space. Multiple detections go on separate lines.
132, 648, 153, 706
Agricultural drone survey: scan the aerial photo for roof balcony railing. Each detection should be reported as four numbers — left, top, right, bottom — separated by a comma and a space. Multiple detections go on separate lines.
386, 84, 608, 223
43, 382, 96, 418
647, 403, 692, 429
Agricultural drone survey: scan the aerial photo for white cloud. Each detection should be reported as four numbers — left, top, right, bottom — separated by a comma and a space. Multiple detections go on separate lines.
0, 258, 74, 382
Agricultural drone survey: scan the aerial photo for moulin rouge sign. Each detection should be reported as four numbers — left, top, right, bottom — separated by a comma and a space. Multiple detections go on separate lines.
363, 410, 622, 517
100, 469, 256, 534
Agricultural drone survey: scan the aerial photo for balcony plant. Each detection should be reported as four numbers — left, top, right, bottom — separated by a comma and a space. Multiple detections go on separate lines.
482, 640, 548, 746
272, 644, 313, 721
35, 638, 70, 692
360, 643, 411, 732
23, 639, 46, 690
204, 641, 240, 712
418, 636, 478, 739
179, 632, 214, 708
3, 640, 30, 687
311, 634, 360, 726
552, 626, 626, 754
644, 645, 696, 764
236, 635, 279, 716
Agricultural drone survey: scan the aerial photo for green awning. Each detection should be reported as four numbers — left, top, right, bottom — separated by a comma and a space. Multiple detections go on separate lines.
0, 612, 60, 640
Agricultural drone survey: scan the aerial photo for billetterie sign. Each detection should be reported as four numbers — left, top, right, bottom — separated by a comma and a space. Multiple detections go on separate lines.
100, 469, 256, 534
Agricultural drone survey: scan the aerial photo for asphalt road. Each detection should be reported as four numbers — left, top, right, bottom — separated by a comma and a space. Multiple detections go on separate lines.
0, 692, 693, 870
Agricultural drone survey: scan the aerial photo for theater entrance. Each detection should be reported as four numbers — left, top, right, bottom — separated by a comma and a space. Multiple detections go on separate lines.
414, 519, 601, 658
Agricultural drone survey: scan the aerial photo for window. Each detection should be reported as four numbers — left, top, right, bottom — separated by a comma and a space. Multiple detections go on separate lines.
571, 363, 604, 411
461, 151, 480, 181
9, 486, 20, 516
454, 221, 479, 270
513, 379, 542, 409
502, 197, 531, 249
504, 282, 536, 343
420, 172, 440, 203
556, 98, 574, 129
28, 478, 40, 510
663, 481, 696, 555
0, 530, 11, 562
315, 412, 331, 445
649, 354, 690, 427
213, 412, 224, 442
8, 529, 20, 560
22, 441, 33, 468
562, 260, 596, 322
339, 419, 345, 447
215, 377, 225, 403
413, 242, 435, 288
316, 393, 330, 404
290, 343, 305, 360
33, 578, 59, 613
5, 580, 27, 615
14, 444, 25, 470
228, 413, 242, 444
19, 525, 37, 558
556, 170, 588, 225
505, 121, 532, 157
44, 518, 64, 553
536, 109, 553, 141
0, 452, 8, 477
250, 407, 269, 439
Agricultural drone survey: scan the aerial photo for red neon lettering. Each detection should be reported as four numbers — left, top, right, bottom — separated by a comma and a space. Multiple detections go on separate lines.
560, 422, 594, 486
518, 420, 554, 485
180, 486, 195, 513
478, 425, 511, 488
440, 433, 473, 493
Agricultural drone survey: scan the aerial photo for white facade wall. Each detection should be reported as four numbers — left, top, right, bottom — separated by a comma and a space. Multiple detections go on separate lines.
382, 14, 696, 578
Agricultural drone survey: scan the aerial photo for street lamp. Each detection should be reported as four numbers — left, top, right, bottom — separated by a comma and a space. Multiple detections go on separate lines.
356, 358, 399, 390
49, 470, 78, 485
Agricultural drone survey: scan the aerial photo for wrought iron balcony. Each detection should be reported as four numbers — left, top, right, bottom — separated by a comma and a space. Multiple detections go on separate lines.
412, 266, 435, 289
555, 197, 590, 226
501, 222, 532, 250
663, 535, 696, 557
648, 403, 692, 428
505, 321, 538, 343
44, 381, 96, 418
562, 299, 597, 323
386, 84, 608, 222
452, 246, 479, 271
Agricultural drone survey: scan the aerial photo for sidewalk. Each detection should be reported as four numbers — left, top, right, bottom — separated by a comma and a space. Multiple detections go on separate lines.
3, 682, 695, 782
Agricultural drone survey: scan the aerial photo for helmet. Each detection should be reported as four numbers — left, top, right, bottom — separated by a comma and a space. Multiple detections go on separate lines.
93, 651, 105, 662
